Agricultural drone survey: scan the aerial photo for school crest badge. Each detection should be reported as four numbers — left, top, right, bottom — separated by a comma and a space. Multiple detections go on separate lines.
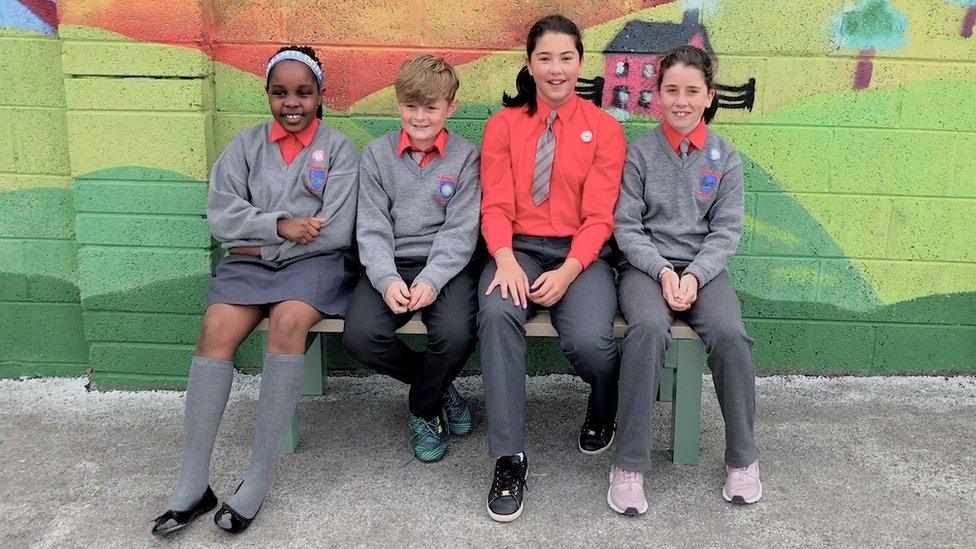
695, 168, 722, 201
436, 175, 457, 204
306, 165, 328, 197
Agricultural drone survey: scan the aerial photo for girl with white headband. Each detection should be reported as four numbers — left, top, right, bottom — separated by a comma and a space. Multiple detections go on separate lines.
152, 45, 360, 535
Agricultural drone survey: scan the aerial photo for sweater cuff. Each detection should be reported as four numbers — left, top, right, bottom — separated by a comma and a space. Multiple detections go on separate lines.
634, 251, 672, 281
374, 273, 403, 296
411, 275, 442, 298
260, 211, 292, 244
683, 264, 714, 287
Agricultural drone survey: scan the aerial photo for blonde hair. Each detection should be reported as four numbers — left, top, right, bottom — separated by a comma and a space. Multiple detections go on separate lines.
394, 54, 460, 104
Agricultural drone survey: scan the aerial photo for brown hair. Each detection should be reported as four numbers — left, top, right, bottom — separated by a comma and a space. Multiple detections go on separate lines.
395, 54, 460, 104
656, 45, 719, 123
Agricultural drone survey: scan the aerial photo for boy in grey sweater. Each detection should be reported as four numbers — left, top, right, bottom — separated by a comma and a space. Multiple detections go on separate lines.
342, 55, 481, 463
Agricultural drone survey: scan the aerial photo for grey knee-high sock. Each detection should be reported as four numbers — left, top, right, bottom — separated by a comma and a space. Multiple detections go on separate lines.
227, 353, 304, 519
168, 356, 235, 511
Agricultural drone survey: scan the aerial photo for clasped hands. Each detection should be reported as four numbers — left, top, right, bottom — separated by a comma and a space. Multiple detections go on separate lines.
659, 268, 699, 312
384, 280, 436, 314
229, 217, 324, 256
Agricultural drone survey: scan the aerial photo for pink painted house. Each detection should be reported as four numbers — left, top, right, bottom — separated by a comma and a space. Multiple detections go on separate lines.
602, 10, 713, 119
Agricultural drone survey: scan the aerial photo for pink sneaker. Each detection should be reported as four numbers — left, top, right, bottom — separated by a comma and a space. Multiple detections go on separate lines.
722, 460, 762, 504
607, 467, 647, 516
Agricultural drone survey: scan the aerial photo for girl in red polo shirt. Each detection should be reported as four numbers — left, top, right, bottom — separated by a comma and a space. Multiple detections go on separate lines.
610, 45, 761, 516
151, 46, 359, 535
478, 14, 627, 522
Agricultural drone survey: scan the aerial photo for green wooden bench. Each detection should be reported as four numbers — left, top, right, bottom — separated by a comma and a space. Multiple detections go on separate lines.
256, 313, 706, 465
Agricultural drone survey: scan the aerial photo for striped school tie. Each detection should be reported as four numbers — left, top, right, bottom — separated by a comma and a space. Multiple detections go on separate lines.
679, 139, 690, 158
531, 110, 558, 205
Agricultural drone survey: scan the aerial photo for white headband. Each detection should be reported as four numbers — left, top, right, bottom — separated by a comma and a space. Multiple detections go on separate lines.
266, 50, 324, 87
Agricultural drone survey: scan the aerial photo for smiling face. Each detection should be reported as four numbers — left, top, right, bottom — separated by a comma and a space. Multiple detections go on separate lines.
397, 97, 458, 150
657, 62, 716, 135
527, 31, 582, 109
266, 60, 321, 133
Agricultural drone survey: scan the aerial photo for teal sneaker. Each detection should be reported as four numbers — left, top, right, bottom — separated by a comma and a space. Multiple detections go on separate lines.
442, 383, 472, 436
408, 414, 449, 462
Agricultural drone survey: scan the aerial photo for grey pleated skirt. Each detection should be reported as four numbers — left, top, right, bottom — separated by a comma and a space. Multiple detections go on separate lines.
206, 250, 358, 317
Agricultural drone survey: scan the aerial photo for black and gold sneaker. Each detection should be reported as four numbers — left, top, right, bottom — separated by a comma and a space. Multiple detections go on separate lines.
486, 454, 528, 522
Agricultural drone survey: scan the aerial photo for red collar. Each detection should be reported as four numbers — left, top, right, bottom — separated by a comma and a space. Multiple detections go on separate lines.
535, 93, 580, 123
269, 118, 320, 146
662, 118, 708, 154
397, 128, 448, 157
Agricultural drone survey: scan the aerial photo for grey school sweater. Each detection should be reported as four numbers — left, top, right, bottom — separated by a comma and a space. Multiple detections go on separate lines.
207, 121, 359, 263
357, 129, 481, 295
614, 125, 744, 286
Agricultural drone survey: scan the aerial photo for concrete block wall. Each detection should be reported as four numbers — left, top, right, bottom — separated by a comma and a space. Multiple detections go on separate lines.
1, 0, 974, 387
0, 15, 88, 379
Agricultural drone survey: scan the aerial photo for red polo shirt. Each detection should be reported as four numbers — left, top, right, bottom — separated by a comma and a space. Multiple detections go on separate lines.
269, 118, 320, 165
396, 128, 448, 168
480, 94, 626, 268
662, 118, 708, 155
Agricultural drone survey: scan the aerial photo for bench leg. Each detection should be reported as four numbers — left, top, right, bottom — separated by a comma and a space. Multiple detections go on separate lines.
658, 344, 677, 402
282, 408, 300, 453
671, 338, 705, 466
301, 333, 325, 396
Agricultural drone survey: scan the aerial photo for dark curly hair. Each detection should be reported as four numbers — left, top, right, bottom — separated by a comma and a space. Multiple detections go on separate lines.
266, 45, 324, 119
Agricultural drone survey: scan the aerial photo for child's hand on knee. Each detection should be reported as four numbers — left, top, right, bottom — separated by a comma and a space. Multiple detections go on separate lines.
384, 280, 412, 314
407, 282, 436, 311
277, 217, 326, 244
485, 248, 530, 309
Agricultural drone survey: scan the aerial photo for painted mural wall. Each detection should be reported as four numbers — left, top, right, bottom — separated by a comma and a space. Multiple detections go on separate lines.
1, 0, 974, 388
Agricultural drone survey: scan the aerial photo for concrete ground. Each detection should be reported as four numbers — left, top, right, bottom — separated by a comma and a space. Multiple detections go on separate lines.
1, 374, 974, 548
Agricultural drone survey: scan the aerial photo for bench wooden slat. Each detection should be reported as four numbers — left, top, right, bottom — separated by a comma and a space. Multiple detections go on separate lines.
256, 311, 699, 340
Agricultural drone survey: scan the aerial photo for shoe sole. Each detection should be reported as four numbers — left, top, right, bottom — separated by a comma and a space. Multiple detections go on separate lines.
487, 504, 523, 523
152, 500, 218, 536
722, 484, 763, 505
579, 431, 615, 455
606, 471, 647, 516
414, 445, 448, 463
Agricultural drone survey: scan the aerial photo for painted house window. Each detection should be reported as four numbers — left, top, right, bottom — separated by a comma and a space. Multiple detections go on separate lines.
638, 90, 652, 108
615, 61, 629, 77
642, 63, 654, 79
613, 85, 630, 109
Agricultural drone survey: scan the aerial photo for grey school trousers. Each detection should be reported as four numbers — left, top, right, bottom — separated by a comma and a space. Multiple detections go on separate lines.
613, 267, 759, 470
478, 236, 619, 457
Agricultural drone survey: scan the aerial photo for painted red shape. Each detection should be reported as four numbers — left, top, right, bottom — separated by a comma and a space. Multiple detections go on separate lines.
17, 0, 58, 29
59, 0, 677, 110
854, 48, 875, 90
962, 5, 975, 38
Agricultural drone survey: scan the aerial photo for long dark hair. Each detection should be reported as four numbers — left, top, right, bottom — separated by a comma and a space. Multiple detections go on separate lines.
266, 45, 325, 119
656, 45, 719, 124
502, 15, 584, 116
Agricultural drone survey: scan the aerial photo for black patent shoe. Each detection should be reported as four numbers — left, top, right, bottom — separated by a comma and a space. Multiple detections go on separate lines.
486, 455, 528, 523
151, 486, 218, 536
578, 401, 616, 455
213, 482, 261, 534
